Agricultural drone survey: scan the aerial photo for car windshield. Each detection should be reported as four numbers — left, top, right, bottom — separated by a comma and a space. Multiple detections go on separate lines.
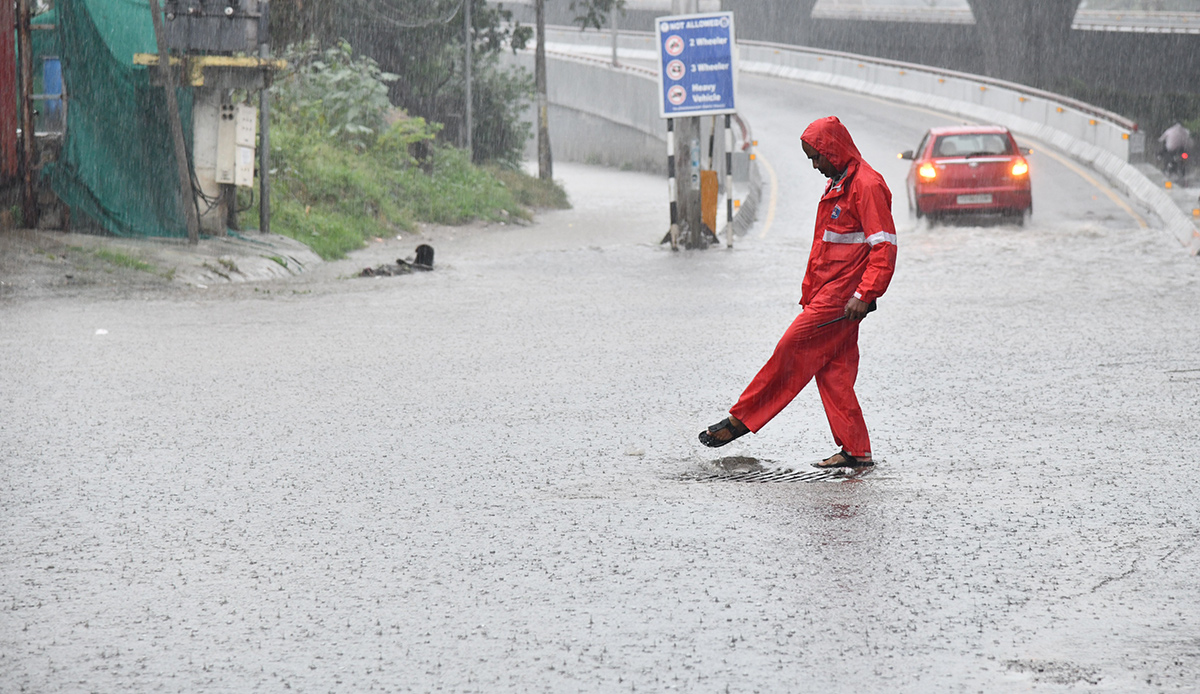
932, 133, 1014, 157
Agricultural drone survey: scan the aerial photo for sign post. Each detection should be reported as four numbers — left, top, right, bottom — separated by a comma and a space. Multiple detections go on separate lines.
655, 11, 736, 249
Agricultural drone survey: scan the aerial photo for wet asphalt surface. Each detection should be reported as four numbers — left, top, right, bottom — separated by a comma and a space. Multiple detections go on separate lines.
3, 75, 1200, 692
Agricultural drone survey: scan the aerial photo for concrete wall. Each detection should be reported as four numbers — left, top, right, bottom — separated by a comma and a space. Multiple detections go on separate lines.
498, 51, 667, 173
736, 41, 1137, 160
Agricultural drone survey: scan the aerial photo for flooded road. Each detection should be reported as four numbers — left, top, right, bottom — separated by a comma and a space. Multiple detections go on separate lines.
3, 75, 1200, 692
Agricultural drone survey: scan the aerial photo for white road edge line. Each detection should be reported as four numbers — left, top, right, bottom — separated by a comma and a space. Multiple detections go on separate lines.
1026, 144, 1149, 228
757, 152, 779, 239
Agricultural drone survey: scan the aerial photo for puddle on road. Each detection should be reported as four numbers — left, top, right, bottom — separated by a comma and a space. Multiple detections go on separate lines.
679, 455, 876, 484
1004, 659, 1101, 686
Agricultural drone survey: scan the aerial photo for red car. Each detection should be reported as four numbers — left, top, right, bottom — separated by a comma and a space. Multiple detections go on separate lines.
900, 125, 1032, 224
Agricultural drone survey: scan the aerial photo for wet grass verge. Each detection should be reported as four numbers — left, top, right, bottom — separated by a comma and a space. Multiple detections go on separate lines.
490, 167, 571, 210
88, 248, 159, 275
244, 127, 570, 261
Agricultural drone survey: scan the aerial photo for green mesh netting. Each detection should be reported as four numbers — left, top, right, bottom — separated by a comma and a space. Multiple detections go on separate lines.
40, 0, 194, 238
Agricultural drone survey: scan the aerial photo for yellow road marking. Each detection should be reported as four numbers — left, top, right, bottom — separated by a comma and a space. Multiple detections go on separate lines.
870, 96, 1148, 228
757, 151, 779, 239
1025, 145, 1147, 228
868, 91, 1149, 228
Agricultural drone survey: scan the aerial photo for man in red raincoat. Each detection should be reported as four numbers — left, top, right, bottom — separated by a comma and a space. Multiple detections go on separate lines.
699, 116, 897, 468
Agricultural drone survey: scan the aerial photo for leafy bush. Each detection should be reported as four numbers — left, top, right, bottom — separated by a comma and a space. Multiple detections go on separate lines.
467, 58, 534, 169
271, 1, 626, 167
375, 116, 444, 167
333, 0, 535, 166
489, 167, 570, 209
271, 40, 398, 149
257, 40, 571, 260
264, 117, 530, 259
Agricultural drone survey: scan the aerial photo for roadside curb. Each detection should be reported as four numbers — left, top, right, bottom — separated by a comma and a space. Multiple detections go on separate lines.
165, 232, 324, 286
732, 148, 762, 239
9, 229, 324, 288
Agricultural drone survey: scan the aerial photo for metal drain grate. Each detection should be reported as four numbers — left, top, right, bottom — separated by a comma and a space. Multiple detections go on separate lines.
684, 456, 877, 483
696, 467, 865, 483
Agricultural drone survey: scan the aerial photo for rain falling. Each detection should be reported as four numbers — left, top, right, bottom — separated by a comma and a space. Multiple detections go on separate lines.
2, 0, 1199, 691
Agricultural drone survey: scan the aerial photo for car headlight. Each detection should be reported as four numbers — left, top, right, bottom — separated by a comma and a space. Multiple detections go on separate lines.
1011, 160, 1029, 176
918, 163, 937, 180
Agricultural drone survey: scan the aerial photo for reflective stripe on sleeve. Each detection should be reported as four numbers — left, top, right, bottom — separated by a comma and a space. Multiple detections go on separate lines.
866, 231, 897, 246
822, 230, 866, 244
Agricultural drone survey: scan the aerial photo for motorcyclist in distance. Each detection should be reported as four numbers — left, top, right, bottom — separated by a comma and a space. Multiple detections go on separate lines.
1158, 122, 1192, 178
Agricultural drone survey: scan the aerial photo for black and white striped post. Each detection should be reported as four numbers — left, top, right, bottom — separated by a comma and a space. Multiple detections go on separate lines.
666, 117, 680, 250
723, 113, 734, 248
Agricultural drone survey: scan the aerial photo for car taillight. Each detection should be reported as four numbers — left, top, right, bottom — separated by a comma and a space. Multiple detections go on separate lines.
918, 163, 937, 180
1011, 159, 1029, 176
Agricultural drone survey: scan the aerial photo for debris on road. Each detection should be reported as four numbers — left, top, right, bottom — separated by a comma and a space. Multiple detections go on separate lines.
359, 244, 435, 277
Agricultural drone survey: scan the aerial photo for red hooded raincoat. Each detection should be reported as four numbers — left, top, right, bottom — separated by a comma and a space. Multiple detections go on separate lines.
728, 117, 896, 458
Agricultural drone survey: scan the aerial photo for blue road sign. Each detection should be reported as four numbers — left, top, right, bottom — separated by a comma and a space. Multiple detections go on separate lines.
655, 12, 736, 119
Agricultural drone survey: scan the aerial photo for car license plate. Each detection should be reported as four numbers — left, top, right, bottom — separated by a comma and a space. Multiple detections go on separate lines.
956, 193, 993, 205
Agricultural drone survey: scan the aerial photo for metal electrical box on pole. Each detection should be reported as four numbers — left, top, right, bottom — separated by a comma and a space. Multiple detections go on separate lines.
215, 102, 257, 187
138, 1, 281, 236
655, 9, 737, 249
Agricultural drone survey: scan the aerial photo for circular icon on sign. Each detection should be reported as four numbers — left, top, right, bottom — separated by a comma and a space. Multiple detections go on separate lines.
720, 16, 730, 28
666, 59, 686, 81
664, 34, 684, 57
667, 85, 687, 106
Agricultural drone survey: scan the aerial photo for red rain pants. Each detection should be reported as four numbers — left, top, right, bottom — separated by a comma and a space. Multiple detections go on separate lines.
728, 309, 871, 458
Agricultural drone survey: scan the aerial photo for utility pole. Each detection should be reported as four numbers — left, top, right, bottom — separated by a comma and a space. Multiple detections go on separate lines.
16, 0, 38, 227
675, 116, 702, 248
611, 7, 619, 67
259, 0, 272, 234
535, 0, 552, 180
464, 0, 473, 160
148, 0, 201, 244
671, 0, 702, 247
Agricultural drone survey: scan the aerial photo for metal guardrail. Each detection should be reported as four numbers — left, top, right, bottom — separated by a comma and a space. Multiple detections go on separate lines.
811, 6, 975, 24
1075, 10, 1200, 34
738, 38, 1140, 132
807, 6, 1200, 34
542, 25, 1138, 132
542, 46, 655, 78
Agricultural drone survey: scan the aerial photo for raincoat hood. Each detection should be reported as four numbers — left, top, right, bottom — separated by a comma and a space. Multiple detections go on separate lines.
796, 116, 896, 311
801, 116, 863, 173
